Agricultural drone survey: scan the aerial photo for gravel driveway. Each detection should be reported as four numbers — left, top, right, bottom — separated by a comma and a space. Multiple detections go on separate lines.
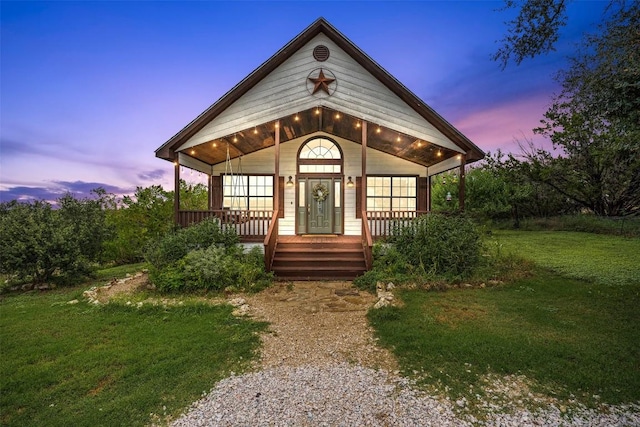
169, 282, 640, 427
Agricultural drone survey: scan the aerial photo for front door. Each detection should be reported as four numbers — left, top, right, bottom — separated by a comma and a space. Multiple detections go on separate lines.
297, 177, 342, 234
307, 178, 332, 234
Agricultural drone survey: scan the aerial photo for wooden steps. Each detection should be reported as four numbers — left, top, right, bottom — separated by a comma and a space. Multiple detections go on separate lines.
271, 237, 367, 280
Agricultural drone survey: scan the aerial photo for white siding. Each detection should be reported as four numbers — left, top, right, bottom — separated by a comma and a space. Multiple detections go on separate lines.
177, 34, 462, 154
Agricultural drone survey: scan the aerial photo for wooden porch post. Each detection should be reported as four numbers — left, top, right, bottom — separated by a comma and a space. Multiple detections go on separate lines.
174, 155, 180, 226
274, 120, 280, 212
361, 121, 367, 213
459, 156, 466, 212
427, 175, 432, 212
208, 173, 213, 211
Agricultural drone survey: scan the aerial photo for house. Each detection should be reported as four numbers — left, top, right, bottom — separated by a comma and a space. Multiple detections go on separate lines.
155, 18, 484, 280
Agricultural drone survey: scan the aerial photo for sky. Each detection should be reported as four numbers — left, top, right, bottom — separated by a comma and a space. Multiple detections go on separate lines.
1, 1, 609, 202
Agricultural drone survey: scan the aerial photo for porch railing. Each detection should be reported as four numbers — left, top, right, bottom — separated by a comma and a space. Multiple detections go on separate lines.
177, 210, 274, 242
365, 210, 429, 240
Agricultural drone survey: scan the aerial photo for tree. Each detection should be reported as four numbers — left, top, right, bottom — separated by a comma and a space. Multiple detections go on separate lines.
103, 185, 174, 264
532, 3, 640, 216
493, 0, 568, 69
0, 190, 113, 285
180, 180, 208, 210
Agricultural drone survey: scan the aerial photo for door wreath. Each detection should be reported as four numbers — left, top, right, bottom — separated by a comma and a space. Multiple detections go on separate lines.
312, 183, 329, 202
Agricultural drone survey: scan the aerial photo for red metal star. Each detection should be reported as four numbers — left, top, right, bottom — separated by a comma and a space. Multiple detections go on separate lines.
308, 69, 335, 95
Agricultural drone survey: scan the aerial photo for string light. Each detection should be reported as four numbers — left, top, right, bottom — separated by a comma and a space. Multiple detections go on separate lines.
417, 141, 422, 147
254, 127, 258, 135
437, 150, 442, 157
335, 112, 341, 119
396, 134, 401, 142
212, 142, 217, 148
233, 134, 238, 143
315, 106, 320, 115
294, 113, 299, 121
376, 126, 381, 134
356, 121, 361, 128
190, 149, 195, 155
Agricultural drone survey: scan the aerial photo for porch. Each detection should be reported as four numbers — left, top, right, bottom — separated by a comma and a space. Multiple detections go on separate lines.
177, 209, 430, 278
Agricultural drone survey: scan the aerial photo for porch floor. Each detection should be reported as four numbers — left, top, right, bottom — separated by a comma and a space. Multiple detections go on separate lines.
277, 235, 361, 244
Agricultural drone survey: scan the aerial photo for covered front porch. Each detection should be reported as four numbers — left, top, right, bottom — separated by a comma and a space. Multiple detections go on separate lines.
169, 106, 474, 275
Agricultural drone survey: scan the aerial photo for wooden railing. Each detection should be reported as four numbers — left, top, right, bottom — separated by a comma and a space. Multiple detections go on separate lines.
365, 210, 429, 240
263, 210, 279, 272
177, 210, 274, 242
361, 213, 373, 270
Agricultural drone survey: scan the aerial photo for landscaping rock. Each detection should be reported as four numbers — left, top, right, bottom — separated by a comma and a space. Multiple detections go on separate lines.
373, 298, 391, 309
228, 297, 246, 307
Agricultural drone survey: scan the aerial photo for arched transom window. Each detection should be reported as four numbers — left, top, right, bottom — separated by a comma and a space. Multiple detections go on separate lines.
298, 137, 342, 174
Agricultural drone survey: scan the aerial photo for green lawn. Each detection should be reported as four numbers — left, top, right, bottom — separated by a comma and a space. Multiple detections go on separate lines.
0, 286, 266, 426
494, 230, 640, 286
368, 231, 640, 408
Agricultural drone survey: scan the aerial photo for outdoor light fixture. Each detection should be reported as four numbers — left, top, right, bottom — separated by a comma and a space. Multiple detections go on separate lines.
346, 177, 354, 188
286, 176, 294, 187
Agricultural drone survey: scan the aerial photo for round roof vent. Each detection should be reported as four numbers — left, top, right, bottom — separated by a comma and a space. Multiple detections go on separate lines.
313, 45, 330, 62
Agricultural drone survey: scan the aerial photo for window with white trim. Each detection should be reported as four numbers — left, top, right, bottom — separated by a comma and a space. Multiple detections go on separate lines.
298, 138, 342, 174
366, 176, 417, 211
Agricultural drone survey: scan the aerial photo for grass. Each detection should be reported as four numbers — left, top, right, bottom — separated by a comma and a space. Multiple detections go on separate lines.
493, 230, 640, 286
0, 275, 267, 426
368, 231, 640, 409
93, 262, 147, 281
493, 215, 640, 237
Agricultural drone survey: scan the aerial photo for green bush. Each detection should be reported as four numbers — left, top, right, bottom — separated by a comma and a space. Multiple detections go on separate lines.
388, 213, 483, 280
145, 219, 270, 293
145, 217, 238, 271
0, 191, 112, 285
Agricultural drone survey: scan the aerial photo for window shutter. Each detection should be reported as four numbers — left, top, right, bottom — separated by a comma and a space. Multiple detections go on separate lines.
278, 176, 285, 218
211, 175, 222, 210
418, 177, 428, 211
355, 177, 362, 219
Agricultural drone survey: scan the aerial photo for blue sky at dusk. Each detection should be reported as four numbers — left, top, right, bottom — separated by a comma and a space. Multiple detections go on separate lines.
1, 1, 608, 202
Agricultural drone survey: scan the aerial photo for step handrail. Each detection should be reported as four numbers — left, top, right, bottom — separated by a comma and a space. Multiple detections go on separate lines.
263, 209, 279, 272
361, 211, 373, 270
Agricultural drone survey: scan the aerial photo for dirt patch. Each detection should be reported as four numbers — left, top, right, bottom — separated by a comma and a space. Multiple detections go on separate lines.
433, 301, 489, 328
83, 272, 150, 304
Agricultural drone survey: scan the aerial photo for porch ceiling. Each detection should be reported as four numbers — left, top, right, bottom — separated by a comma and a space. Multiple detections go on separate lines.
180, 106, 462, 168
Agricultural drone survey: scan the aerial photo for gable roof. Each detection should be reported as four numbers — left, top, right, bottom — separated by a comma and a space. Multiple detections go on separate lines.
155, 17, 484, 164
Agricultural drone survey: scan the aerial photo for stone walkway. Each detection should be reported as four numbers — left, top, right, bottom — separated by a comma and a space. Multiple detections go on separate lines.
242, 281, 399, 372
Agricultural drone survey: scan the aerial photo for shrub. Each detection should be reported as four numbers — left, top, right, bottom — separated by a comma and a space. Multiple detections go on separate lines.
388, 213, 483, 280
145, 217, 239, 271
145, 220, 270, 293
0, 192, 112, 285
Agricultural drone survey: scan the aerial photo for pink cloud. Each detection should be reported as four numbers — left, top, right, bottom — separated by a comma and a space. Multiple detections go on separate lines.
454, 94, 553, 156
